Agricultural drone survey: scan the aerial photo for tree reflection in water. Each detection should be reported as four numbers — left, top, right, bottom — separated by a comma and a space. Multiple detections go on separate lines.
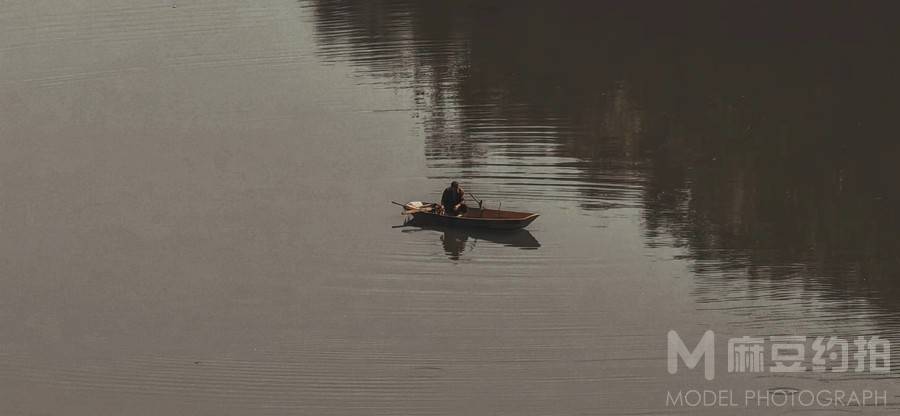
313, 1, 900, 306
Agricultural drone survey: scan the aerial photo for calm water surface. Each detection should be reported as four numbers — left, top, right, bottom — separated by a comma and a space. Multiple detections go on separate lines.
1, 0, 899, 414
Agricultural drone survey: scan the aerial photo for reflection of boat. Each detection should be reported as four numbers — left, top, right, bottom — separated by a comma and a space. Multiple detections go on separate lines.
430, 224, 540, 249
402, 221, 541, 260
396, 201, 539, 230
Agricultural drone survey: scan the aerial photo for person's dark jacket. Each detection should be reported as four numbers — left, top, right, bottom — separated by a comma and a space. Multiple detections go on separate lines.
441, 186, 463, 211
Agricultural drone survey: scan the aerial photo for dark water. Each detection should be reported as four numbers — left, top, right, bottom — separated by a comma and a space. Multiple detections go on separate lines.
1, 0, 899, 414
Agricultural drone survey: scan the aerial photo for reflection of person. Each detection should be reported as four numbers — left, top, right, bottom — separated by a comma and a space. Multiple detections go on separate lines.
441, 230, 468, 260
441, 181, 467, 216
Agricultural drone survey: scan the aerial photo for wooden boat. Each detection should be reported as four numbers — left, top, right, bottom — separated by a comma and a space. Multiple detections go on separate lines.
396, 201, 538, 230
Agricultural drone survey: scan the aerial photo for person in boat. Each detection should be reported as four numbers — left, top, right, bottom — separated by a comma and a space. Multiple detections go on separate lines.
441, 181, 468, 216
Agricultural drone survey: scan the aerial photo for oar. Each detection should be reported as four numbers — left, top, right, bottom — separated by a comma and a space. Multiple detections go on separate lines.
465, 192, 484, 217
467, 192, 483, 206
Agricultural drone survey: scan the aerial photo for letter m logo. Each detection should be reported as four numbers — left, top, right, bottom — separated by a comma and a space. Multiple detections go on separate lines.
668, 330, 715, 380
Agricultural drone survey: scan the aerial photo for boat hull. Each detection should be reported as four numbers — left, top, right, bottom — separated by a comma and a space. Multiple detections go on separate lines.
409, 210, 538, 230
